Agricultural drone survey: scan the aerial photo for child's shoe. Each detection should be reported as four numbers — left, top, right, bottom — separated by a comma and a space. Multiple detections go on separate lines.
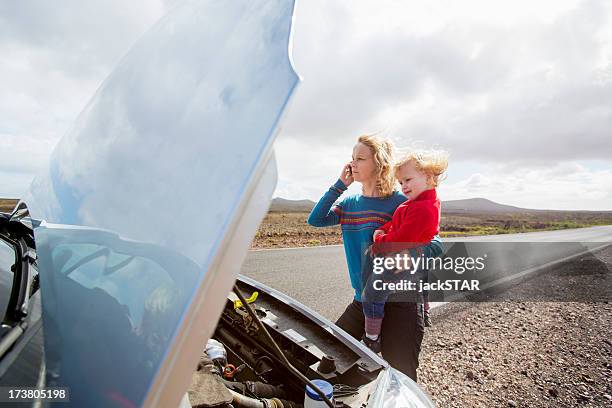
424, 310, 432, 327
361, 334, 382, 354
423, 310, 432, 327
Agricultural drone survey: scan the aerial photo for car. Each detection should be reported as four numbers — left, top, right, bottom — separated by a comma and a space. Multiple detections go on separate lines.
0, 1, 435, 407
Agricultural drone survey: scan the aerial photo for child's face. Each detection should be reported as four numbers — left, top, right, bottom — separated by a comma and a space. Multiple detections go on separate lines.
351, 142, 377, 183
397, 161, 432, 200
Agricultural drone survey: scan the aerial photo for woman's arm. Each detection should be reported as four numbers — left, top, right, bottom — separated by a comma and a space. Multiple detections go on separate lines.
308, 163, 353, 227
307, 179, 347, 227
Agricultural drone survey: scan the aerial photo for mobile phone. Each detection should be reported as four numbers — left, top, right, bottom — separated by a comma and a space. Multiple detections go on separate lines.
346, 166, 352, 176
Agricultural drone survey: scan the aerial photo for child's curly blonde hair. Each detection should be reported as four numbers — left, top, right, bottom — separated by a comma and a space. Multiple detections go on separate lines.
395, 148, 449, 187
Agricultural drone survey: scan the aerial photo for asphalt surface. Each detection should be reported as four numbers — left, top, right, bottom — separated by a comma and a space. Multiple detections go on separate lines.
240, 226, 612, 321
448, 225, 612, 242
241, 245, 354, 321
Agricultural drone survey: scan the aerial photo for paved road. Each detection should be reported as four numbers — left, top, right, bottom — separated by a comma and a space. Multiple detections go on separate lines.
241, 245, 354, 321
449, 225, 612, 242
241, 226, 612, 320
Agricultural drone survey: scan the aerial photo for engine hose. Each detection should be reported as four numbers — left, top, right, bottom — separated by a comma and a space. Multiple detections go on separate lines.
220, 377, 247, 394
233, 285, 334, 408
229, 389, 265, 408
229, 390, 303, 408
218, 374, 286, 399
246, 381, 287, 399
220, 377, 285, 397
273, 398, 304, 408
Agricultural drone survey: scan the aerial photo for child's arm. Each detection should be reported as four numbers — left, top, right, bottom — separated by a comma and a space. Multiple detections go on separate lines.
378, 221, 392, 233
372, 220, 392, 240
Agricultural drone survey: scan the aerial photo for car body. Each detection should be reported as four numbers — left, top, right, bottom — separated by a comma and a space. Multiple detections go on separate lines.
1, 1, 434, 407
0, 210, 433, 408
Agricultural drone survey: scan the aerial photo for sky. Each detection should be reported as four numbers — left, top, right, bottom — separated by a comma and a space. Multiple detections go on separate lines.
1, 0, 611, 210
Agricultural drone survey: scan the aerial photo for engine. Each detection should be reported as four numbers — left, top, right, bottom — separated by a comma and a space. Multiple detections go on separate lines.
187, 282, 385, 408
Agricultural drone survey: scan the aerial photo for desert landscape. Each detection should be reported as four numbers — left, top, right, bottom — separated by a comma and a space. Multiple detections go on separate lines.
419, 246, 612, 407
4, 196, 611, 250
3, 194, 611, 406
0, 198, 18, 213
254, 198, 612, 407
253, 198, 612, 249
4, 197, 611, 249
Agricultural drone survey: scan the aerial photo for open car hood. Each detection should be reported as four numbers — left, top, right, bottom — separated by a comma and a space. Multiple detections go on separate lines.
22, 1, 299, 406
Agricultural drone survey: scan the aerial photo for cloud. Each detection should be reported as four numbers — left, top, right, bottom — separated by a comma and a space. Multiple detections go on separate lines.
273, 138, 354, 201
0, 1, 165, 76
1, 0, 611, 211
0, 1, 168, 197
284, 0, 612, 163
272, 0, 612, 209
439, 160, 612, 210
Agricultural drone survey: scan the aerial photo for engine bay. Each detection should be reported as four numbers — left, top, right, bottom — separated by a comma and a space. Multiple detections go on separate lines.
188, 280, 385, 408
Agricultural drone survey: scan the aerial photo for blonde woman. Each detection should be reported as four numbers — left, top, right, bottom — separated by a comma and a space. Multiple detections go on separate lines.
308, 135, 442, 382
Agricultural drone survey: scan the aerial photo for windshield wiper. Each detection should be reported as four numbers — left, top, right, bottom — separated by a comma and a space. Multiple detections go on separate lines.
5, 238, 35, 323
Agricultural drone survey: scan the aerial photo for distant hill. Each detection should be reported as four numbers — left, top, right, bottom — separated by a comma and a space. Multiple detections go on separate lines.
269, 196, 607, 214
270, 196, 529, 213
269, 198, 317, 212
442, 198, 527, 213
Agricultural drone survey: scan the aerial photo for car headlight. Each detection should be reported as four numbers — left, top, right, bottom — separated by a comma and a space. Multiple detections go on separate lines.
367, 367, 435, 408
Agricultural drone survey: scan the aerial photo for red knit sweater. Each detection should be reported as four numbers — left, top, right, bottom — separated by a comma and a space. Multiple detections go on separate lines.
374, 188, 440, 249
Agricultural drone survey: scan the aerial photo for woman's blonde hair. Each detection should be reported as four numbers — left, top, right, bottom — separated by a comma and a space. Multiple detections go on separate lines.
357, 134, 396, 197
396, 148, 449, 187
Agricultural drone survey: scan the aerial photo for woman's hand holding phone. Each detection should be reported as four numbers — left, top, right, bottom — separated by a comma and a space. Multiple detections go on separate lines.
340, 163, 354, 187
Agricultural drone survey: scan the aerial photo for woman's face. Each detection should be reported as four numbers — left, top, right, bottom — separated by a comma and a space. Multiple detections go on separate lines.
351, 142, 377, 183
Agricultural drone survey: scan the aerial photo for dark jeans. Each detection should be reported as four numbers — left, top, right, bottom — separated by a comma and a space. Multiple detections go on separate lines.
336, 298, 424, 382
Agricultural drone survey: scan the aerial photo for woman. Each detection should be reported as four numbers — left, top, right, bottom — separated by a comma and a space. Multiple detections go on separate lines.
307, 135, 442, 382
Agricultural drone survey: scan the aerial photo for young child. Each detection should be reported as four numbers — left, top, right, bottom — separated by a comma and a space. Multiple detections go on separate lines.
361, 149, 448, 352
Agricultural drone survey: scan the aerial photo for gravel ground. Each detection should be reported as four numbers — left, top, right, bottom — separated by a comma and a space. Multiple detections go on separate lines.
418, 245, 612, 407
